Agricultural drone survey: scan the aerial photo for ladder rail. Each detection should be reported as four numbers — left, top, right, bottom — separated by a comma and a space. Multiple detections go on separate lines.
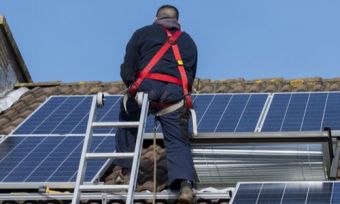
92, 121, 139, 128
72, 96, 98, 204
126, 94, 149, 204
86, 152, 135, 159
72, 93, 149, 204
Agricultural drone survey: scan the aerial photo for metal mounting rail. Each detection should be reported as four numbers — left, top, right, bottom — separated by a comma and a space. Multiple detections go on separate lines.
0, 191, 231, 201
79, 184, 129, 191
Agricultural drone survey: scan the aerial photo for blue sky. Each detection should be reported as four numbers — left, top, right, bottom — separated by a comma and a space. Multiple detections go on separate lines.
1, 0, 340, 82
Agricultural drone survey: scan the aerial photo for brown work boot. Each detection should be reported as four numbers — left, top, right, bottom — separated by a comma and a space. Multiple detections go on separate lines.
178, 180, 195, 204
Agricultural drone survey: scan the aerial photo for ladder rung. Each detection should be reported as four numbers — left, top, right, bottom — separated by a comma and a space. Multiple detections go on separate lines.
79, 185, 129, 191
86, 152, 135, 159
92, 122, 139, 128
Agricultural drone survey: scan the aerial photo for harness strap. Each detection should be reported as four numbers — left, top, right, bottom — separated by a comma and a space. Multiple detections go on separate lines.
129, 31, 182, 96
154, 100, 184, 116
128, 28, 193, 109
140, 73, 182, 86
164, 29, 193, 108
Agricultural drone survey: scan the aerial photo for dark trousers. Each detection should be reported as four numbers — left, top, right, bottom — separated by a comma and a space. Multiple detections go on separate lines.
113, 79, 195, 187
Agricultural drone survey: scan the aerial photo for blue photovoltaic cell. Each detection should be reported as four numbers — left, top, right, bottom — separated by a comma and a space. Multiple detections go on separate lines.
232, 182, 340, 204
231, 183, 262, 204
257, 183, 285, 204
281, 183, 309, 204
0, 136, 115, 182
332, 183, 340, 204
322, 93, 340, 131
306, 182, 332, 204
260, 94, 291, 132
261, 92, 340, 132
213, 94, 268, 132
301, 93, 327, 131
194, 94, 268, 132
14, 96, 121, 135
14, 94, 268, 135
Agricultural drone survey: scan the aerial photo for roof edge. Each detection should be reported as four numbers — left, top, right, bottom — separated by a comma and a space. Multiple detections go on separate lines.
0, 16, 32, 83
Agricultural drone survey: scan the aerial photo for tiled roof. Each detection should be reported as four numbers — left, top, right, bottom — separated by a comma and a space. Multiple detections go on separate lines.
3, 77, 340, 136
1, 77, 340, 203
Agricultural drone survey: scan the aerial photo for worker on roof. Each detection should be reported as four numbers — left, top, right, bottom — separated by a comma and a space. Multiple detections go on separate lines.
113, 4, 197, 203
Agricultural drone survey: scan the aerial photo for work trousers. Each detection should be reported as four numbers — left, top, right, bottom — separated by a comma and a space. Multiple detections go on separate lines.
113, 79, 195, 187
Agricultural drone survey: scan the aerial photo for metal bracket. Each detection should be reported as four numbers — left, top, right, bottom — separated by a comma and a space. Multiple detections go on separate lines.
97, 92, 104, 107
101, 193, 108, 204
324, 127, 334, 161
190, 109, 198, 137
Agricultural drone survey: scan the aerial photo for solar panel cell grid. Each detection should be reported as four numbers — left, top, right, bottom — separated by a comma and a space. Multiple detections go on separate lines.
300, 93, 327, 131
231, 183, 262, 204
232, 182, 340, 204
306, 183, 332, 204
281, 183, 309, 204
13, 94, 269, 135
257, 183, 285, 204
14, 97, 67, 134
235, 94, 268, 132
280, 93, 309, 132
332, 183, 340, 204
0, 136, 115, 182
261, 92, 340, 132
323, 93, 340, 131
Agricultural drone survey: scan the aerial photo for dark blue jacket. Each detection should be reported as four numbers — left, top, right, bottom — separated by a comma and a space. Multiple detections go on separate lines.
120, 23, 197, 88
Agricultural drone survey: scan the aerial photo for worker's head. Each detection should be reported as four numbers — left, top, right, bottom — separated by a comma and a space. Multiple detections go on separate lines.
156, 5, 179, 20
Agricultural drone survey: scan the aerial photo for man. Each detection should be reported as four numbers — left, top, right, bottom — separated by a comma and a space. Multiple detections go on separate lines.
114, 4, 197, 203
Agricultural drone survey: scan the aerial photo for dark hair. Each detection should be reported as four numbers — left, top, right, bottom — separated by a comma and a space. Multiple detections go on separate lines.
156, 5, 179, 20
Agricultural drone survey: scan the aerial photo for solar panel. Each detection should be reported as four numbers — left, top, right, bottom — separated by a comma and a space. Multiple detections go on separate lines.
13, 94, 269, 135
196, 94, 268, 132
261, 92, 340, 132
0, 135, 114, 182
231, 181, 339, 204
14, 96, 121, 135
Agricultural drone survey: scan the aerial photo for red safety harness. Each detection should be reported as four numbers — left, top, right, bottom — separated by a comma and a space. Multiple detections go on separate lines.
128, 28, 193, 109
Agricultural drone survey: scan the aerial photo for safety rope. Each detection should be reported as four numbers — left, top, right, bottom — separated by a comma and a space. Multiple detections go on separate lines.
153, 118, 158, 204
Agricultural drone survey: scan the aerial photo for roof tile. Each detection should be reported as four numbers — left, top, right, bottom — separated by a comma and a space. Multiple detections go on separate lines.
215, 85, 228, 93
264, 84, 277, 92
328, 83, 340, 91
230, 85, 244, 93
311, 84, 323, 91
0, 117, 10, 127
11, 101, 28, 112
295, 84, 308, 92
279, 84, 292, 92
245, 84, 260, 93
2, 125, 16, 134
199, 85, 214, 93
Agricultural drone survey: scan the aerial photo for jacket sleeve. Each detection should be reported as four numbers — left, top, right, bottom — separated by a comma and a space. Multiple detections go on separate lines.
192, 44, 198, 81
120, 31, 139, 87
187, 36, 198, 87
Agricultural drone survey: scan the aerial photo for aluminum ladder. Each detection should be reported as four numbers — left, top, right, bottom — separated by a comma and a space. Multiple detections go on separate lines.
72, 93, 149, 204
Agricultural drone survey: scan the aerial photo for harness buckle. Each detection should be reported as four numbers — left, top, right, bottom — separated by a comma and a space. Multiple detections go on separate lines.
167, 37, 177, 45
